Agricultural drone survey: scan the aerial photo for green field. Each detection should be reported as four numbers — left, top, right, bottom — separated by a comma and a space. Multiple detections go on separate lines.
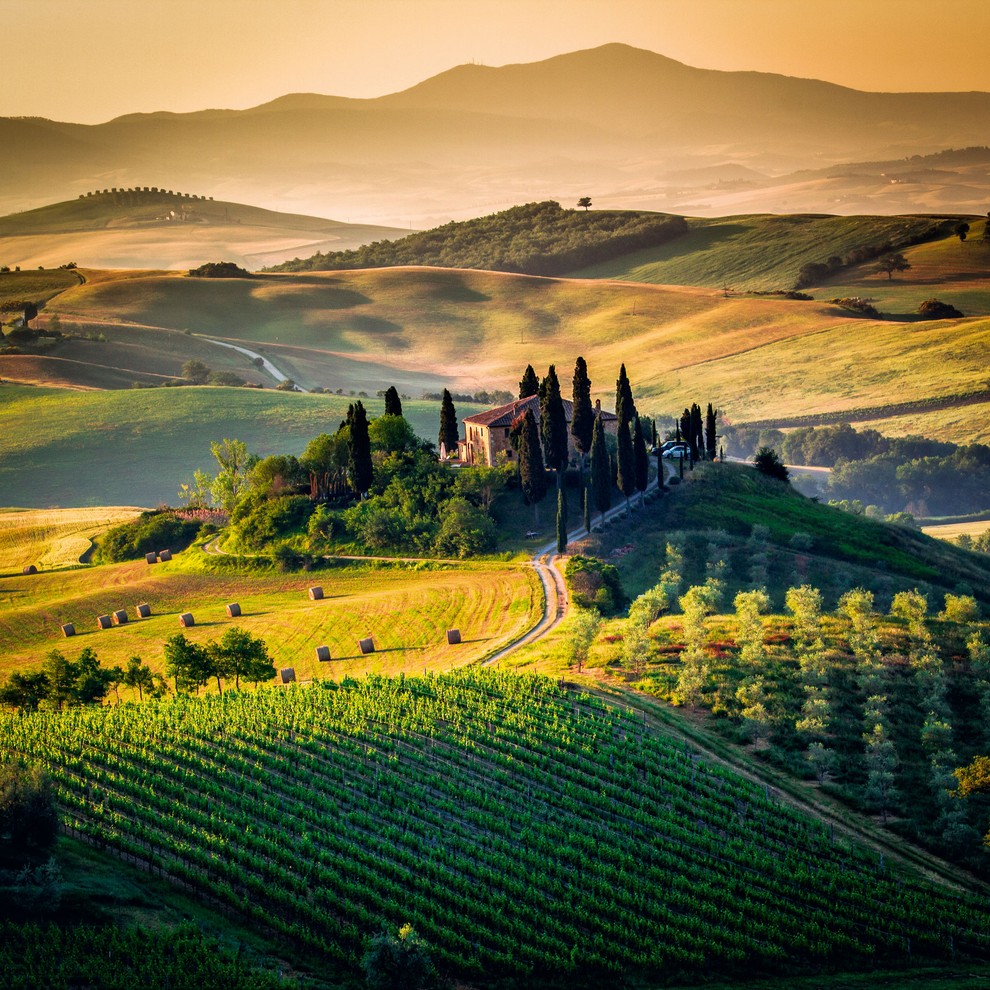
0, 385, 483, 506
568, 214, 957, 292
3, 669, 988, 987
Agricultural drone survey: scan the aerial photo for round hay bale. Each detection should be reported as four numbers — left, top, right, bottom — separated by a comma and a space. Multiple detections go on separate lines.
226, 602, 242, 618
96, 614, 112, 630
145, 552, 158, 565
279, 667, 296, 683
179, 612, 195, 628
308, 586, 324, 601
315, 645, 331, 662
136, 603, 152, 618
358, 637, 375, 655
112, 609, 128, 625
61, 623, 76, 638
158, 549, 172, 562
22, 564, 38, 575
446, 628, 462, 645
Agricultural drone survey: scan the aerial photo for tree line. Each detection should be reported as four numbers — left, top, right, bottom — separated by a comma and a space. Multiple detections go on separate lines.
266, 201, 688, 277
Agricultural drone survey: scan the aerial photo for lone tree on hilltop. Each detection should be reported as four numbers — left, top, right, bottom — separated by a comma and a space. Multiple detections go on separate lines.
518, 364, 539, 399
570, 356, 594, 480
577, 197, 592, 211
438, 389, 458, 457
877, 253, 911, 281
383, 385, 403, 417
955, 221, 970, 242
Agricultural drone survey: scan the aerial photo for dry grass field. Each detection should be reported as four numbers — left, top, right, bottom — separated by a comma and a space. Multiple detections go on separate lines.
0, 506, 143, 573
0, 548, 540, 688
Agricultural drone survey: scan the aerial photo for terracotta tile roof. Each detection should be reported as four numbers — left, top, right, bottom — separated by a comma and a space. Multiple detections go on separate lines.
464, 394, 616, 428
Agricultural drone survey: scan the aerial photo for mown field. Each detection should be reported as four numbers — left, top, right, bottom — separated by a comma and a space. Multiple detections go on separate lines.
0, 541, 538, 683
0, 385, 483, 507
3, 670, 989, 987
0, 506, 141, 573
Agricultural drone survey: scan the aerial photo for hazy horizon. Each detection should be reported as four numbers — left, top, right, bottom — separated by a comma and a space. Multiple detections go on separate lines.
5, 0, 990, 125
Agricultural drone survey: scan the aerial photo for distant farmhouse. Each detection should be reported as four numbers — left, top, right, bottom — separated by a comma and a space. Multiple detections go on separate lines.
458, 394, 618, 467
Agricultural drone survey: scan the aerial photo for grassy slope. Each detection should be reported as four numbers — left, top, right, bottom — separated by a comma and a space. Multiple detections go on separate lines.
0, 506, 141, 572
0, 546, 539, 682
567, 214, 954, 292
0, 195, 407, 271
569, 463, 990, 606
0, 385, 482, 507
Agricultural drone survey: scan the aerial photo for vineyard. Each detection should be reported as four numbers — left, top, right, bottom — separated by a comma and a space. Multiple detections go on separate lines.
3, 670, 989, 986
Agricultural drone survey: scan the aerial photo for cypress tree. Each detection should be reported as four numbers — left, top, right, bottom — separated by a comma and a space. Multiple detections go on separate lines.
346, 401, 373, 495
518, 364, 539, 399
518, 408, 547, 526
690, 403, 703, 461
438, 389, 459, 455
679, 408, 691, 450
633, 415, 649, 502
583, 482, 591, 532
705, 403, 718, 461
383, 386, 402, 417
556, 487, 567, 554
540, 365, 569, 485
615, 363, 634, 427
616, 417, 636, 510
570, 356, 594, 476
590, 415, 611, 527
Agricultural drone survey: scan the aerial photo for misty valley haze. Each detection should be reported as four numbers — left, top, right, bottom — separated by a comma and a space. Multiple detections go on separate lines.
3, 44, 990, 225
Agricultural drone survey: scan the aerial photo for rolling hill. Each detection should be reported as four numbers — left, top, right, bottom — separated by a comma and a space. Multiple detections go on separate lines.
4, 45, 990, 224
0, 190, 407, 271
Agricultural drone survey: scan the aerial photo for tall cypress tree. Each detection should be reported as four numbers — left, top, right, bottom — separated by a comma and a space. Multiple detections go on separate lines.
705, 403, 718, 461
518, 364, 539, 399
383, 386, 403, 417
690, 403, 704, 462
633, 415, 649, 502
616, 417, 636, 510
590, 415, 611, 527
346, 401, 373, 495
540, 365, 569, 486
570, 356, 594, 476
518, 408, 547, 526
615, 364, 634, 427
556, 488, 567, 554
438, 389, 459, 456
583, 482, 591, 533
679, 408, 691, 450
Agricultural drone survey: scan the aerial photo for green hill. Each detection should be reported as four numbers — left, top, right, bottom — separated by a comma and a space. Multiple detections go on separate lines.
0, 190, 407, 271
3, 669, 988, 987
0, 385, 482, 507
579, 462, 990, 607
568, 213, 961, 292
267, 200, 689, 276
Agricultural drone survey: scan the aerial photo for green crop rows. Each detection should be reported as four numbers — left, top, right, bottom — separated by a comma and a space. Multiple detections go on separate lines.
2, 670, 988, 983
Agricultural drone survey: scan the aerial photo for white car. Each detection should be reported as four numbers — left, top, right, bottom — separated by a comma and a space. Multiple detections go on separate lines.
661, 445, 689, 459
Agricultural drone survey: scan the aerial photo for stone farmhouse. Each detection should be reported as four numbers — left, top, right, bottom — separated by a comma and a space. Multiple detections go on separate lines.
457, 394, 619, 467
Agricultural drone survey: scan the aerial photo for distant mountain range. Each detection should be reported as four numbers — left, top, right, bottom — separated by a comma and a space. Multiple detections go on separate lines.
3, 44, 990, 224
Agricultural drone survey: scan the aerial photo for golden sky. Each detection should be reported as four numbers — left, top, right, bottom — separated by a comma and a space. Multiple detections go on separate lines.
5, 0, 990, 123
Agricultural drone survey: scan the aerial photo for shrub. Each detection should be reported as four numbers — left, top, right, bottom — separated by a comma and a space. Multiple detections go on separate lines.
187, 261, 252, 278
97, 511, 199, 563
565, 555, 627, 616
918, 298, 964, 319
231, 495, 315, 549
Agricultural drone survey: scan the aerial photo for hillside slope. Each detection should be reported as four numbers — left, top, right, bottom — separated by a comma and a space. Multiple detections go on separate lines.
0, 190, 407, 270
3, 670, 988, 986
